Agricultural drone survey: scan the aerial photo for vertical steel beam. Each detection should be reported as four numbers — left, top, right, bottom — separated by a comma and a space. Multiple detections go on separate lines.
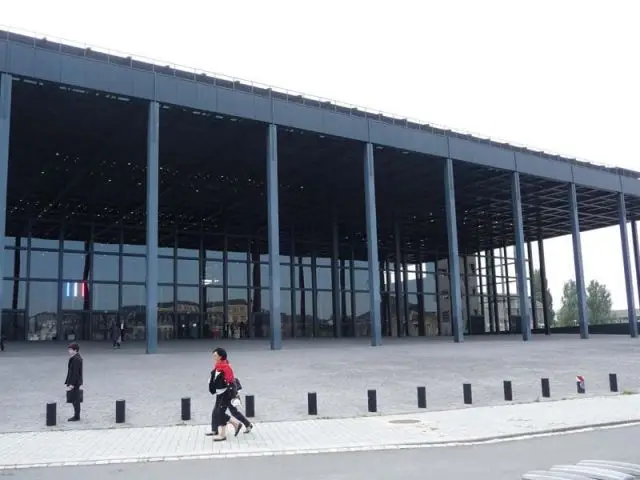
632, 221, 640, 314
145, 101, 160, 354
364, 143, 382, 346
0, 73, 12, 341
434, 253, 442, 335
618, 193, 638, 337
311, 244, 318, 338
444, 157, 463, 343
490, 249, 500, 333
568, 183, 589, 339
537, 234, 551, 335
463, 254, 470, 334
527, 241, 538, 329
267, 124, 282, 350
511, 172, 531, 341
402, 254, 410, 336
503, 244, 512, 323
331, 214, 341, 338
393, 221, 403, 337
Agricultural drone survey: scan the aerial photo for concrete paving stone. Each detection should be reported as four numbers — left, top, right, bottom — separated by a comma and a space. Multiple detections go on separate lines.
1, 394, 640, 468
0, 334, 637, 433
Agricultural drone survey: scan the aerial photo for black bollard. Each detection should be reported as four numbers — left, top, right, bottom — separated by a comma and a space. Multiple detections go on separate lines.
541, 378, 551, 398
181, 397, 191, 421
417, 386, 427, 409
46, 402, 56, 427
503, 380, 513, 401
308, 392, 318, 416
576, 376, 585, 394
609, 373, 619, 393
245, 395, 255, 418
115, 400, 126, 424
463, 383, 472, 405
367, 389, 377, 413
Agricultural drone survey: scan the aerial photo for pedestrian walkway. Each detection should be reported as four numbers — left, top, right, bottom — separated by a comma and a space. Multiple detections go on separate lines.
1, 394, 639, 470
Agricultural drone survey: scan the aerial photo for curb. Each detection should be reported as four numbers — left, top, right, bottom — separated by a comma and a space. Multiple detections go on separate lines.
2, 418, 640, 470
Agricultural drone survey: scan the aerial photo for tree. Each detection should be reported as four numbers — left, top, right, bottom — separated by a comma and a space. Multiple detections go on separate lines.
556, 279, 613, 326
586, 280, 613, 324
556, 279, 578, 326
532, 269, 555, 324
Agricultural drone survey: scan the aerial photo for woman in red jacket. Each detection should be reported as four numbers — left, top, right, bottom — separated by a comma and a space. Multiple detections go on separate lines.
208, 347, 242, 441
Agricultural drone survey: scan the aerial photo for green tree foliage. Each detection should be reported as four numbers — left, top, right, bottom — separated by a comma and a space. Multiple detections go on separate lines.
556, 279, 613, 326
532, 269, 555, 323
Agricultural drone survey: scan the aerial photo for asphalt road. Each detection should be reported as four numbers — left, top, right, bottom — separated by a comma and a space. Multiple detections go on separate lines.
6, 425, 640, 479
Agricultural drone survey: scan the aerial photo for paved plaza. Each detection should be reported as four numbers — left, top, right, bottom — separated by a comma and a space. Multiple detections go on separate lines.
0, 334, 638, 433
0, 395, 639, 470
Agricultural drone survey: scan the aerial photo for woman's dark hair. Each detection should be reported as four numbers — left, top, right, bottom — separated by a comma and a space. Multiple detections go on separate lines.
213, 347, 227, 360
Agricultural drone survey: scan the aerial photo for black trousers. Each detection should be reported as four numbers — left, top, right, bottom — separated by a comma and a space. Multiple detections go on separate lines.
211, 391, 232, 433
69, 386, 81, 418
228, 401, 251, 428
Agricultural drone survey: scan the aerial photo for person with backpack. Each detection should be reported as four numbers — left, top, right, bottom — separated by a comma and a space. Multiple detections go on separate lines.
206, 347, 242, 441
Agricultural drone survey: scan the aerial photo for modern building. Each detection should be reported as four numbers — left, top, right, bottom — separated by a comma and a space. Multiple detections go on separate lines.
1, 30, 640, 351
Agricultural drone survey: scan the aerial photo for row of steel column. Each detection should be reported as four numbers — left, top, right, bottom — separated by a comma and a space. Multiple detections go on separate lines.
0, 73, 639, 351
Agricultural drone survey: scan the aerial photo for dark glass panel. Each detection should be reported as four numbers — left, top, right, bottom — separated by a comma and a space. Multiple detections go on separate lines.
204, 261, 223, 287
293, 289, 313, 337
316, 290, 333, 337
94, 254, 120, 282
316, 266, 332, 291
406, 293, 420, 336
121, 284, 145, 309
353, 260, 368, 269
122, 240, 146, 255
423, 294, 438, 336
206, 248, 223, 260
62, 252, 90, 280
228, 262, 248, 287
62, 240, 86, 251
259, 264, 270, 288
121, 255, 145, 283
158, 257, 174, 283
228, 237, 249, 261
176, 286, 199, 310
205, 287, 224, 339
177, 258, 199, 285
2, 279, 26, 309
27, 281, 58, 341
4, 237, 15, 247
31, 236, 59, 249
61, 281, 89, 310
92, 283, 119, 311
316, 255, 332, 267
341, 291, 353, 337
354, 292, 371, 337
281, 289, 292, 338
280, 264, 291, 289
29, 250, 59, 279
176, 248, 198, 259
296, 265, 312, 290
228, 288, 249, 339
1, 310, 26, 341
3, 248, 27, 279
158, 285, 174, 310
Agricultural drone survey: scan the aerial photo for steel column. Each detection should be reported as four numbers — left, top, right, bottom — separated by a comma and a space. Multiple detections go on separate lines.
527, 241, 538, 329
364, 143, 382, 346
0, 73, 12, 341
393, 221, 403, 337
331, 214, 341, 338
267, 124, 282, 350
145, 100, 160, 354
444, 157, 463, 343
511, 172, 531, 341
632, 221, 640, 313
537, 234, 551, 335
568, 183, 589, 339
618, 193, 637, 337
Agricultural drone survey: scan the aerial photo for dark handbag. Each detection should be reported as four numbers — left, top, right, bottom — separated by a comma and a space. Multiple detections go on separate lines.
66, 388, 84, 404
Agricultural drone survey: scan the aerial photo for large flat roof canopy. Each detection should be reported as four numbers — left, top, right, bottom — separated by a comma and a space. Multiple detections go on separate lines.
2, 29, 640, 262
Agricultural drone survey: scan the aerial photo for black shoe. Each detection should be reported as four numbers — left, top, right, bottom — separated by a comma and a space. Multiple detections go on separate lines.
244, 424, 253, 434
67, 416, 80, 422
205, 432, 215, 436
234, 423, 242, 437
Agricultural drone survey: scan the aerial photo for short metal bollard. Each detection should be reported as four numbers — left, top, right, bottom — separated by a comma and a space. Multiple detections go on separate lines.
576, 375, 585, 394
463, 383, 472, 405
245, 395, 255, 418
115, 400, 126, 424
541, 378, 550, 398
609, 373, 619, 392
46, 402, 56, 427
417, 386, 427, 409
503, 380, 513, 401
181, 397, 191, 421
367, 389, 377, 413
308, 392, 318, 416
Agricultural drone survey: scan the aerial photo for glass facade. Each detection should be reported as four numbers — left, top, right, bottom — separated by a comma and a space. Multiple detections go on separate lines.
0, 221, 500, 342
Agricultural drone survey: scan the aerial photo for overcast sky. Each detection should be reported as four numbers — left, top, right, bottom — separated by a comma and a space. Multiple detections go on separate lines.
3, 0, 639, 311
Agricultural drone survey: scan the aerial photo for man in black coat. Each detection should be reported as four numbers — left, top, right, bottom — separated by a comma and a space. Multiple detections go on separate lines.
65, 343, 83, 422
